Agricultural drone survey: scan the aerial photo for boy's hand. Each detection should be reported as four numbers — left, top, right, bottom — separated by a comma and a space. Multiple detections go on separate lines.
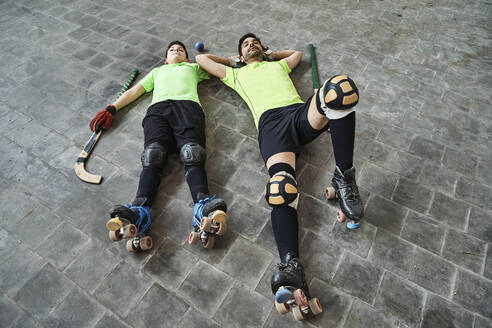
90, 105, 116, 132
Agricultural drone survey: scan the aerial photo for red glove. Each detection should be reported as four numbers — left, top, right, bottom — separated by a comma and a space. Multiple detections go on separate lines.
90, 105, 116, 132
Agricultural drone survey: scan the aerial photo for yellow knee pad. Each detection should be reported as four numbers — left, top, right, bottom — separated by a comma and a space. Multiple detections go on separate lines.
265, 171, 299, 209
321, 75, 359, 110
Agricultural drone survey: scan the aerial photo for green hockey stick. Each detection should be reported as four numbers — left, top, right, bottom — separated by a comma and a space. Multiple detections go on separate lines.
75, 69, 139, 184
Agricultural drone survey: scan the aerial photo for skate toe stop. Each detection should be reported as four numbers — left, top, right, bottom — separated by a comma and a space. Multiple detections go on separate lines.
347, 220, 361, 229
275, 288, 293, 304
106, 218, 123, 231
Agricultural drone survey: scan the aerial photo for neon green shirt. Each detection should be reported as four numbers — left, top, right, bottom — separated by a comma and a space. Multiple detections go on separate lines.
221, 59, 303, 128
139, 62, 210, 106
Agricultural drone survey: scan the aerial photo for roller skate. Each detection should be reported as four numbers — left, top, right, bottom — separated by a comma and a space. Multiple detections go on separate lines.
106, 197, 153, 252
187, 193, 227, 249
325, 166, 364, 229
271, 253, 322, 321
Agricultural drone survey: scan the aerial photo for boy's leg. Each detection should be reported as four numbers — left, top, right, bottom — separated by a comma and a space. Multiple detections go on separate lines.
306, 76, 364, 227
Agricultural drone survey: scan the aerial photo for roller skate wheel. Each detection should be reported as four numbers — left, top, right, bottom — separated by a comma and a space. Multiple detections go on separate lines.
347, 220, 361, 229
109, 230, 122, 241
293, 289, 308, 307
126, 239, 138, 252
211, 210, 227, 223
122, 224, 138, 238
200, 217, 213, 231
140, 236, 153, 250
275, 288, 293, 304
309, 297, 323, 315
275, 300, 290, 315
203, 235, 215, 249
216, 221, 227, 236
292, 306, 305, 321
337, 210, 346, 223
106, 218, 123, 231
325, 186, 336, 199
188, 231, 200, 244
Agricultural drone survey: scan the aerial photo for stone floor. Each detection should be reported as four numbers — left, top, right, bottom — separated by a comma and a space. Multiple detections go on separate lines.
0, 0, 491, 327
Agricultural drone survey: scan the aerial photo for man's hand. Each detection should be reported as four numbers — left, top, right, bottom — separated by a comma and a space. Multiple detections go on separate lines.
89, 104, 116, 132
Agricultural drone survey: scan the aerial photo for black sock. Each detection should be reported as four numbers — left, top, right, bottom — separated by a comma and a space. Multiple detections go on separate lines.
135, 167, 162, 207
268, 162, 299, 262
185, 165, 209, 203
329, 111, 355, 172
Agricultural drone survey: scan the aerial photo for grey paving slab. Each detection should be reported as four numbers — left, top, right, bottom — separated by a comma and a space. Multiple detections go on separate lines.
178, 260, 234, 315
369, 229, 415, 278
374, 272, 425, 326
332, 252, 383, 304
421, 294, 474, 328
443, 229, 486, 274
13, 263, 75, 320
2, 0, 492, 327
214, 285, 271, 328
127, 283, 189, 328
453, 270, 492, 319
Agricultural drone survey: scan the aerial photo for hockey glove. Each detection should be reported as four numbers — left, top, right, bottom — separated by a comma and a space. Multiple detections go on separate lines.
90, 104, 116, 132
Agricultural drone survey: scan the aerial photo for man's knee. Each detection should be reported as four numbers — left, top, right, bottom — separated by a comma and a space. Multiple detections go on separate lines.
317, 75, 358, 119
141, 142, 167, 168
265, 171, 299, 210
180, 142, 206, 167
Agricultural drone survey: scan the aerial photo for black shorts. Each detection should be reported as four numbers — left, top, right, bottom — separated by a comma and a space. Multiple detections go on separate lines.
257, 96, 328, 163
142, 100, 205, 153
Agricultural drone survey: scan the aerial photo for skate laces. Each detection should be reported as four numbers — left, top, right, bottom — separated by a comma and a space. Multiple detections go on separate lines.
278, 258, 302, 275
125, 204, 151, 233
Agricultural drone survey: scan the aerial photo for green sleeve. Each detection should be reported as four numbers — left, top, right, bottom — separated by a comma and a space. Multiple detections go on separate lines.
139, 68, 156, 92
195, 64, 210, 82
279, 59, 292, 74
221, 66, 236, 88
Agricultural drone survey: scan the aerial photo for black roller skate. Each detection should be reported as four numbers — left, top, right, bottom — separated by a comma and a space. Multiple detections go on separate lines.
271, 253, 322, 321
106, 197, 153, 252
187, 194, 227, 249
325, 166, 364, 229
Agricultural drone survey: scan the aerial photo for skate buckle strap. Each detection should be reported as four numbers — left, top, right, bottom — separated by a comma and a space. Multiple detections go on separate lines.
193, 195, 216, 225
125, 204, 151, 233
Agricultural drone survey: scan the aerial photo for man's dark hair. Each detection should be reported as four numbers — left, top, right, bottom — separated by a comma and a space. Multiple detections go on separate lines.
238, 33, 262, 57
166, 40, 188, 59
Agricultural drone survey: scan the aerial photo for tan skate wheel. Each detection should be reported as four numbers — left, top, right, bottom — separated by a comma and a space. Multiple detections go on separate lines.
188, 231, 200, 244
211, 210, 227, 223
106, 217, 123, 231
109, 230, 122, 241
275, 301, 290, 315
122, 224, 137, 238
126, 239, 138, 252
309, 297, 322, 315
293, 289, 308, 307
200, 217, 213, 231
325, 187, 336, 200
203, 235, 215, 249
337, 210, 346, 223
216, 221, 227, 236
139, 236, 153, 251
292, 306, 305, 321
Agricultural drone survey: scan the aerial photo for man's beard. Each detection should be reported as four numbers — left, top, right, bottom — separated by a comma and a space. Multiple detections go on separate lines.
244, 49, 263, 61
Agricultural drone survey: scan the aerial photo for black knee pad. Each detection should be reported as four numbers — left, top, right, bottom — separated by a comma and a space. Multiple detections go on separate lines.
265, 172, 299, 209
320, 75, 359, 110
180, 142, 206, 166
141, 142, 167, 168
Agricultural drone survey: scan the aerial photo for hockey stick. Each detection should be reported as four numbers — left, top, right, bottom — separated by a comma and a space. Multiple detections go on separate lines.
308, 44, 319, 91
74, 69, 139, 184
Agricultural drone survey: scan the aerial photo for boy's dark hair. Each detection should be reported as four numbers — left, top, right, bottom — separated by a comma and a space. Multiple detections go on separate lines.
166, 40, 188, 59
238, 33, 262, 56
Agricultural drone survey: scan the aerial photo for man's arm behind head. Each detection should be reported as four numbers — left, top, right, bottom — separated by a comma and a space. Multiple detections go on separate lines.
196, 54, 230, 79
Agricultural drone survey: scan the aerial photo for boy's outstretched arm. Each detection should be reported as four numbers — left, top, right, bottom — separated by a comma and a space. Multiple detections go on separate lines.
196, 54, 230, 79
